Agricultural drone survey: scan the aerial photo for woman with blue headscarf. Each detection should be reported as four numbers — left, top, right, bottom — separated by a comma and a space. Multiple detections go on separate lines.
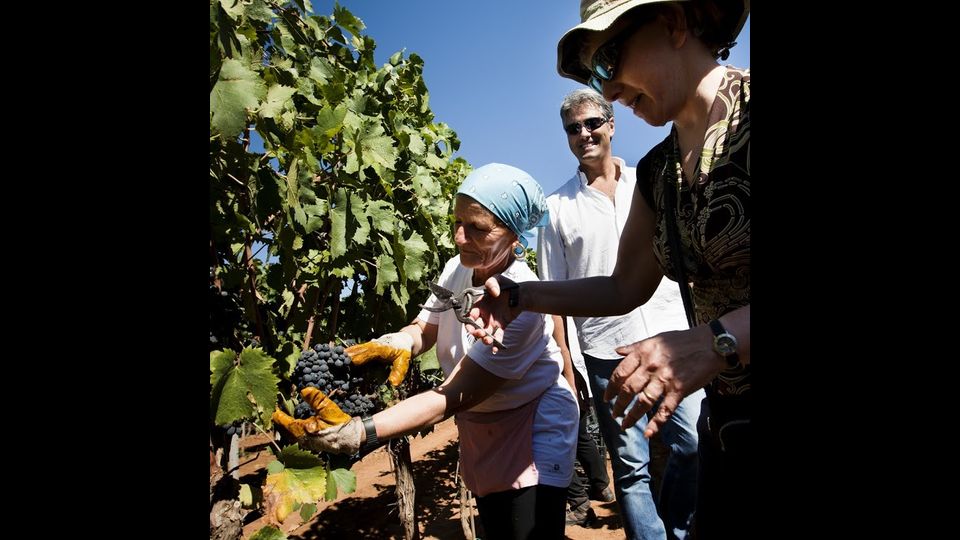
275, 163, 578, 538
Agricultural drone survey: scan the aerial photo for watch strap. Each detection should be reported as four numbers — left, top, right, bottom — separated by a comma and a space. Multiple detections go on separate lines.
708, 319, 740, 368
361, 416, 379, 451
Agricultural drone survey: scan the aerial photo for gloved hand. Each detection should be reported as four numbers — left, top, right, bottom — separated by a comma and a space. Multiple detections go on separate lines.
273, 387, 353, 439
296, 416, 364, 454
346, 332, 414, 387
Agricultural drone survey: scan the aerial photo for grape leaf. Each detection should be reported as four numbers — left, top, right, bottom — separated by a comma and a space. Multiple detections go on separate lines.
325, 467, 357, 501
260, 85, 297, 119
375, 253, 398, 294
365, 200, 395, 235
402, 231, 429, 283
219, 0, 245, 21
249, 525, 287, 540
299, 502, 317, 521
350, 192, 370, 245
263, 464, 326, 525
278, 444, 324, 469
210, 347, 281, 427
358, 122, 397, 171
333, 4, 365, 38
330, 188, 348, 258
211, 59, 266, 138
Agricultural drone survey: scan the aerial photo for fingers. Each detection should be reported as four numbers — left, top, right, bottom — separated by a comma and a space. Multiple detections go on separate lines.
619, 381, 661, 430
345, 342, 389, 365
484, 276, 502, 297
643, 393, 680, 438
272, 409, 309, 438
604, 351, 643, 407
387, 352, 411, 386
302, 387, 352, 424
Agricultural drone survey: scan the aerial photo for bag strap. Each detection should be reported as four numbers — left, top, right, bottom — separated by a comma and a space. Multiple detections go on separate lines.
662, 165, 697, 329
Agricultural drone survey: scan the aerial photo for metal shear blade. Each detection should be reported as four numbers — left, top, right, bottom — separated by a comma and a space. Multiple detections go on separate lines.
418, 282, 506, 349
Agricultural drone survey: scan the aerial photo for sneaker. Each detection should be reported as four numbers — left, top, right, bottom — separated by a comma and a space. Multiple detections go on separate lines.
589, 485, 615, 503
565, 503, 596, 526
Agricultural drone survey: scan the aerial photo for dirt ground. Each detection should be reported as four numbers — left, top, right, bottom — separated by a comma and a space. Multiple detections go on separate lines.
239, 416, 663, 540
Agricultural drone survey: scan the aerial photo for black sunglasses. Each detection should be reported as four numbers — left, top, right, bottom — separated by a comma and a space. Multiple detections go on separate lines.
587, 16, 656, 93
564, 116, 608, 135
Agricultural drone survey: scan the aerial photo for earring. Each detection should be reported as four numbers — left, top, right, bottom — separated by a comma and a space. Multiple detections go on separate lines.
513, 244, 525, 260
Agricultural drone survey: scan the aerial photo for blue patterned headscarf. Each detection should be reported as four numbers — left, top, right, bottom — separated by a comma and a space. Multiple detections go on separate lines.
456, 163, 549, 248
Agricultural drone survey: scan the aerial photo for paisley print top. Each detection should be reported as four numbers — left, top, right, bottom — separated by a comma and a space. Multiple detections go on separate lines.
636, 67, 750, 396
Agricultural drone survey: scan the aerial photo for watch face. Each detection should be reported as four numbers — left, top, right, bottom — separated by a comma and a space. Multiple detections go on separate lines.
716, 334, 737, 356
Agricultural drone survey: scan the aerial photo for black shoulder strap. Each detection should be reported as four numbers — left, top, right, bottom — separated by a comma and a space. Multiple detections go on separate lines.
662, 166, 697, 329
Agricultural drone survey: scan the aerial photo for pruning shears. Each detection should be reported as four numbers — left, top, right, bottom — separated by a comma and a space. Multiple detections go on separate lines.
419, 282, 506, 349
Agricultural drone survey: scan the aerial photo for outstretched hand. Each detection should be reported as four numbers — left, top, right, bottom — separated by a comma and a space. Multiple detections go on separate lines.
272, 387, 363, 454
605, 326, 725, 438
345, 332, 413, 386
466, 275, 521, 352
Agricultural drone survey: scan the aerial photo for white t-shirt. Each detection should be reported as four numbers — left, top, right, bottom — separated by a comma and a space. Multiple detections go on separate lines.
537, 158, 688, 360
417, 256, 578, 487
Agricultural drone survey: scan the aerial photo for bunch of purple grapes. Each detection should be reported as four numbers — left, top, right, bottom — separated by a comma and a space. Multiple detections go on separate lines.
292, 343, 379, 418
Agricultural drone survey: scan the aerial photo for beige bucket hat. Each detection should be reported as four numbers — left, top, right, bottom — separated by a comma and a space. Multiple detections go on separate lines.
557, 0, 750, 84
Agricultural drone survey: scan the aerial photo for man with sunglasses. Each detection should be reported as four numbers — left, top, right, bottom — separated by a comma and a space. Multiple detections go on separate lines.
538, 88, 702, 540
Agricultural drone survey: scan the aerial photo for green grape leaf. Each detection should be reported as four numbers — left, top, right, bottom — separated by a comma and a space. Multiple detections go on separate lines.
299, 502, 317, 521
285, 157, 300, 210
210, 347, 280, 427
261, 85, 297, 119
330, 188, 348, 258
245, 0, 273, 23
374, 253, 398, 294
313, 103, 347, 136
405, 130, 425, 155
278, 444, 324, 469
249, 525, 287, 540
425, 152, 447, 170
366, 200, 395, 235
358, 123, 397, 171
350, 193, 370, 245
402, 231, 429, 283
333, 4, 365, 38
309, 57, 334, 83
211, 59, 266, 138
219, 0, 245, 20
327, 468, 356, 500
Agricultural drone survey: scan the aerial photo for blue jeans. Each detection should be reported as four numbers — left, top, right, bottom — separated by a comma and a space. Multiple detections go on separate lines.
585, 354, 703, 540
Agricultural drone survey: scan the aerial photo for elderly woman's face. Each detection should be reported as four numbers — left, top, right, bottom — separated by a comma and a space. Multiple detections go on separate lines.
453, 195, 517, 275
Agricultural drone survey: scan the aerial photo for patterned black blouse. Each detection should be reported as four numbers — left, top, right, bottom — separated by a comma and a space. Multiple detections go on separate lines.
636, 67, 750, 396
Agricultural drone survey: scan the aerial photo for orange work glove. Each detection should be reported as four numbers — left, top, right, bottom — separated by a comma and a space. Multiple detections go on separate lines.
345, 332, 414, 387
272, 387, 353, 439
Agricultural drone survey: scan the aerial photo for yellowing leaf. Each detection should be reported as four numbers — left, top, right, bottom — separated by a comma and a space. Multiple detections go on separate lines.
263, 465, 327, 525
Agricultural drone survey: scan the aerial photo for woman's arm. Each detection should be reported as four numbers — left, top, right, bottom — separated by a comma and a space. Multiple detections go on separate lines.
403, 319, 438, 357
606, 304, 751, 437
366, 355, 506, 441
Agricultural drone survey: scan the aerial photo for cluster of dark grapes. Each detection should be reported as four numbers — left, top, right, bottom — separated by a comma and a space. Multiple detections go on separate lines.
209, 266, 243, 351
292, 343, 379, 418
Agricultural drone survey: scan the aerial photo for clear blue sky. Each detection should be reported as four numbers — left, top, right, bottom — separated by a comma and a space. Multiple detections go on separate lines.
300, 0, 749, 198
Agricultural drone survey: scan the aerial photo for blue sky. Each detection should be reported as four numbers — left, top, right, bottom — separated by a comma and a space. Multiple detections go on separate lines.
299, 0, 749, 198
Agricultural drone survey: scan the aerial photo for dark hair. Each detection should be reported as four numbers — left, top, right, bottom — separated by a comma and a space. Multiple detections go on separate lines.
681, 0, 742, 60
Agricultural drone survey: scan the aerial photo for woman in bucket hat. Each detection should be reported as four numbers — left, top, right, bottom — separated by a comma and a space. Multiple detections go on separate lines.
471, 1, 751, 537
276, 164, 578, 539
